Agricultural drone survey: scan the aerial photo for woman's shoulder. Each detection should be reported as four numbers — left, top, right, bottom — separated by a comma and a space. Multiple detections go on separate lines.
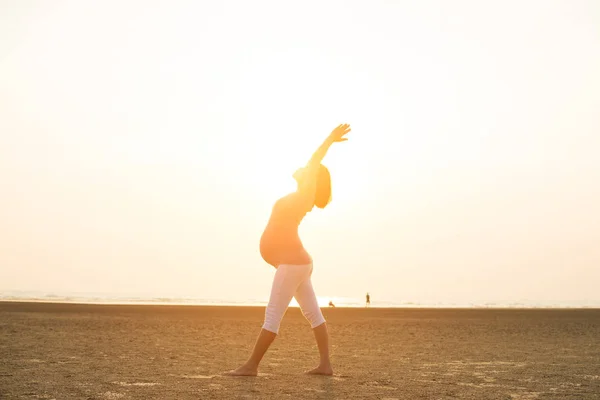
275, 192, 299, 207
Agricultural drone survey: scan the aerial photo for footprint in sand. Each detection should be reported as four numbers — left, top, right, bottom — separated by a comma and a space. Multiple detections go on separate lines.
509, 393, 541, 400
305, 388, 326, 393
101, 391, 125, 399
208, 383, 224, 390
113, 381, 161, 387
582, 375, 600, 380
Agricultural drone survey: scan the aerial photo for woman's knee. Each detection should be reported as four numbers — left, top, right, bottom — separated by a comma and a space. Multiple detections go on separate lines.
302, 307, 326, 328
263, 302, 286, 334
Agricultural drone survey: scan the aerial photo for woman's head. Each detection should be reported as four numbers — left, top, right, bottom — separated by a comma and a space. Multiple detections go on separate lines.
293, 164, 332, 209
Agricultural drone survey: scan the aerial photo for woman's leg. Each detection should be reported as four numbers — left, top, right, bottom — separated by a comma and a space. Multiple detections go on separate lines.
310, 323, 333, 375
224, 328, 276, 376
294, 271, 333, 375
225, 265, 303, 376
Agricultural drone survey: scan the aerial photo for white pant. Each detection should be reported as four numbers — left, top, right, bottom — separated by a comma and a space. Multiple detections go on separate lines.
262, 263, 326, 334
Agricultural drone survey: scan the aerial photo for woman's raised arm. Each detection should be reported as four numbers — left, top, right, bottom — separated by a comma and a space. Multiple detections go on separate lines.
295, 124, 351, 205
306, 124, 351, 170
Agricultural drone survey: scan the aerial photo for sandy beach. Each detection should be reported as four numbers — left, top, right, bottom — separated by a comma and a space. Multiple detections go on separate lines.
1, 302, 599, 399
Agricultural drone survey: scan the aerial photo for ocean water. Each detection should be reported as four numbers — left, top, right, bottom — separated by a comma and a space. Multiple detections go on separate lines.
1, 290, 598, 308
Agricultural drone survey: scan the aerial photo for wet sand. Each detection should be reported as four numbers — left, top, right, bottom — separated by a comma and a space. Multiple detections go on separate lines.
1, 302, 599, 399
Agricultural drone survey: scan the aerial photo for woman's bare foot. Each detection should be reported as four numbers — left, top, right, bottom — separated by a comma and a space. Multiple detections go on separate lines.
306, 364, 333, 376
224, 363, 258, 377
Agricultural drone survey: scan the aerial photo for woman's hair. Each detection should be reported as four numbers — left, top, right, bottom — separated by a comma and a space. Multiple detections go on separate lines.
314, 164, 332, 209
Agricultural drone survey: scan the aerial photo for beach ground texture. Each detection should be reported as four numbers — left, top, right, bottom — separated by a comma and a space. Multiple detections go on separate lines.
1, 302, 599, 399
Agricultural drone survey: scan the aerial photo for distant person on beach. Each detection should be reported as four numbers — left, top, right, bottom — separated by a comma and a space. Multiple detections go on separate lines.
328, 300, 335, 308
225, 124, 351, 377
366, 292, 370, 307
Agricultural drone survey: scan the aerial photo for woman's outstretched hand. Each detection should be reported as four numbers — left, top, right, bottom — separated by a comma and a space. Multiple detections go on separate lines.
307, 123, 352, 168
329, 124, 351, 143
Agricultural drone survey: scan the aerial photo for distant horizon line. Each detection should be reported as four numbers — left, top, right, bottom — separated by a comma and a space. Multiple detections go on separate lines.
1, 299, 600, 310
1, 291, 599, 310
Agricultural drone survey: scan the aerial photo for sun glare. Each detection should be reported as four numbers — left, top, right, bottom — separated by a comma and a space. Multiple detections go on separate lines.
237, 129, 366, 211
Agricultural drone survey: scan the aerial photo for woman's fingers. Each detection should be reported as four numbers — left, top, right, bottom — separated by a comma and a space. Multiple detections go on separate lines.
334, 124, 351, 134
330, 124, 351, 141
339, 125, 351, 136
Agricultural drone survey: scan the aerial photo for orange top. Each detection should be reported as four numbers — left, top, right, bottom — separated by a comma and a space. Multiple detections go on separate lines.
259, 193, 312, 267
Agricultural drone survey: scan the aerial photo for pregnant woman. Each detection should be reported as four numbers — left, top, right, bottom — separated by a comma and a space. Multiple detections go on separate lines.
225, 123, 351, 377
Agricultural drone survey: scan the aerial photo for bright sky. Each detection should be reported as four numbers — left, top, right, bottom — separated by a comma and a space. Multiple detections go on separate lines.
1, 0, 599, 306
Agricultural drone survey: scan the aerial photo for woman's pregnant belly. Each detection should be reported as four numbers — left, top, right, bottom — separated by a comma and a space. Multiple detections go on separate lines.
260, 225, 312, 267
